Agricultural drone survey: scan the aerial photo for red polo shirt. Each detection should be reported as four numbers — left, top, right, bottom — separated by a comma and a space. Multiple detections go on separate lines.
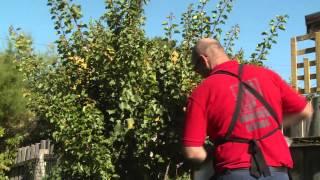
183, 60, 307, 171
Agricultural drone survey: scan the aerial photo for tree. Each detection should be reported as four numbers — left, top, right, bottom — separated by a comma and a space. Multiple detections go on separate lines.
9, 0, 288, 179
0, 35, 58, 180
0, 42, 29, 179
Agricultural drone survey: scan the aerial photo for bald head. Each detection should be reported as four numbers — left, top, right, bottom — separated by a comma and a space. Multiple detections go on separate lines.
195, 38, 222, 54
191, 38, 229, 77
192, 38, 224, 62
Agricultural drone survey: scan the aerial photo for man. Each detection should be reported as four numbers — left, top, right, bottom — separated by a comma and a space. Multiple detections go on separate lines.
182, 38, 313, 179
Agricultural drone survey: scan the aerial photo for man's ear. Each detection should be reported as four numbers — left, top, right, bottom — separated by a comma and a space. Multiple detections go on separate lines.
199, 55, 210, 68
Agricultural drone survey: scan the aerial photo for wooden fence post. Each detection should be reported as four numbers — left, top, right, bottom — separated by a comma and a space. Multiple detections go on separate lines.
304, 58, 311, 94
316, 32, 320, 92
291, 37, 298, 90
34, 140, 49, 180
30, 144, 35, 159
15, 148, 22, 180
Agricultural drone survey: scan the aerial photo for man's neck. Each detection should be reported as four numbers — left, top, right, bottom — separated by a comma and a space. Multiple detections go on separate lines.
212, 55, 230, 68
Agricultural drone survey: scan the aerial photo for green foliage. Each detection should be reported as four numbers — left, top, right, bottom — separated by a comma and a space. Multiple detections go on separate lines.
179, 0, 234, 51
0, 43, 30, 179
249, 15, 289, 65
0, 53, 25, 125
7, 0, 289, 179
223, 24, 240, 57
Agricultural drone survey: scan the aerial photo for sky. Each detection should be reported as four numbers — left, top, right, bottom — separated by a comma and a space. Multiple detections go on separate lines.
1, 0, 320, 81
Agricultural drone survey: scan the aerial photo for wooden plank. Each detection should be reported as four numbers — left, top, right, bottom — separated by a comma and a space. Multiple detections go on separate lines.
297, 60, 316, 68
298, 88, 304, 94
316, 32, 320, 92
296, 33, 315, 41
299, 87, 317, 94
40, 140, 46, 149
16, 148, 22, 163
30, 145, 35, 159
291, 37, 298, 90
304, 58, 311, 94
36, 149, 50, 180
50, 144, 54, 154
298, 73, 317, 80
46, 140, 51, 153
297, 47, 316, 55
21, 147, 27, 162
35, 143, 40, 158
25, 146, 30, 160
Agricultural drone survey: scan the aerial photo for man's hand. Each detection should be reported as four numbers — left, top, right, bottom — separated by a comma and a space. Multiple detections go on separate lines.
183, 146, 207, 165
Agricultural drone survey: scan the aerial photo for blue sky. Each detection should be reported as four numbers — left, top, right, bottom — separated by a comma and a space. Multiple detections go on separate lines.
1, 0, 320, 81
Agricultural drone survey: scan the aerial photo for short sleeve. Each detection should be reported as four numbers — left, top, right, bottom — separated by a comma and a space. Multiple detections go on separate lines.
271, 70, 307, 114
182, 98, 207, 147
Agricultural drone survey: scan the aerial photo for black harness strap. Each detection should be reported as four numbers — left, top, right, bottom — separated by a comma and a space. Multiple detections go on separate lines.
218, 66, 245, 139
212, 64, 281, 178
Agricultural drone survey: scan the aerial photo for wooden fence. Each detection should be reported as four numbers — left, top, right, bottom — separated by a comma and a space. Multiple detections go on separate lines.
9, 140, 56, 180
290, 31, 320, 138
291, 31, 320, 94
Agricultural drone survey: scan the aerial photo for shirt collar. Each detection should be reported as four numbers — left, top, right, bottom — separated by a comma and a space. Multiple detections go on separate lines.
210, 60, 239, 75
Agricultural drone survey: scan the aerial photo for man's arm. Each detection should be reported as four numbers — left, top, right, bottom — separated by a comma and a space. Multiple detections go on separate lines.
282, 101, 313, 128
182, 96, 208, 164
